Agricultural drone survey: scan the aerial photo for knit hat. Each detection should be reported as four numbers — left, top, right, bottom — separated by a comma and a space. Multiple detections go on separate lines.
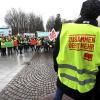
75, 0, 100, 26
80, 0, 100, 19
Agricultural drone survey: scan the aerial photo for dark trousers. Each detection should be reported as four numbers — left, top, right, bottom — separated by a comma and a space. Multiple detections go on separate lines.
94, 68, 100, 100
18, 45, 23, 54
24, 44, 28, 52
44, 45, 49, 52
53, 88, 63, 100
14, 46, 18, 53
1, 48, 6, 56
36, 46, 40, 52
54, 87, 95, 100
53, 88, 94, 100
30, 45, 36, 51
7, 47, 13, 55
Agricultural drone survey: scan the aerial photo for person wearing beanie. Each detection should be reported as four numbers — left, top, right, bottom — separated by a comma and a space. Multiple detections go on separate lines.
75, 0, 100, 26
53, 0, 100, 100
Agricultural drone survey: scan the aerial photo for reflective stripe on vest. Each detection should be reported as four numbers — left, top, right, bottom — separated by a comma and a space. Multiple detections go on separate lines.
60, 72, 95, 85
58, 64, 97, 75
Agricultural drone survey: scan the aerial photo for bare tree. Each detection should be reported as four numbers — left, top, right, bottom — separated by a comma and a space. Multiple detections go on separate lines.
46, 16, 55, 31
5, 8, 19, 34
28, 13, 36, 33
35, 16, 44, 31
5, 8, 45, 34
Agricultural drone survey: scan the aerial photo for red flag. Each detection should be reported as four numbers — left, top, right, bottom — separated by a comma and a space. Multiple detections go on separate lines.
49, 28, 56, 41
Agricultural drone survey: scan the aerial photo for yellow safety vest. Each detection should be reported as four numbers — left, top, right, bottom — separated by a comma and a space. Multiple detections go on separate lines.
1, 42, 6, 48
57, 23, 100, 93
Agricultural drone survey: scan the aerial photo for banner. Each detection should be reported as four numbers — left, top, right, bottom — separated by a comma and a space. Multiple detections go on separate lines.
37, 31, 59, 39
23, 33, 35, 37
5, 41, 13, 47
0, 28, 12, 36
37, 31, 50, 37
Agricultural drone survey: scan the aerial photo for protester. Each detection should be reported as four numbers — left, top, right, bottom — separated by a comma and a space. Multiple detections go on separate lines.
18, 37, 23, 54
36, 38, 42, 52
0, 36, 1, 53
1, 38, 6, 56
30, 37, 37, 51
53, 0, 100, 100
23, 37, 28, 52
54, 14, 62, 32
6, 37, 13, 56
13, 36, 18, 53
43, 37, 49, 52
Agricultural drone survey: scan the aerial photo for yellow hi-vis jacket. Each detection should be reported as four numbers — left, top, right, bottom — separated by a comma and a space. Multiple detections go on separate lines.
57, 23, 100, 93
1, 42, 6, 48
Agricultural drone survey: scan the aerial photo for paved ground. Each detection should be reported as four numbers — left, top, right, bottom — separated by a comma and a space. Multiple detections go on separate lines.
0, 51, 34, 91
0, 51, 73, 100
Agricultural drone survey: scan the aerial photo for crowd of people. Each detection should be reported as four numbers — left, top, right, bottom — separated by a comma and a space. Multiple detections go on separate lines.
0, 35, 55, 56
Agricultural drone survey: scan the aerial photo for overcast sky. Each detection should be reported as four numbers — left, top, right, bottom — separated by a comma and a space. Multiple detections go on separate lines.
0, 0, 86, 27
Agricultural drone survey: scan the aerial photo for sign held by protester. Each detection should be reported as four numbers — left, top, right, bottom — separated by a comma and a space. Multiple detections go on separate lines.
49, 28, 56, 41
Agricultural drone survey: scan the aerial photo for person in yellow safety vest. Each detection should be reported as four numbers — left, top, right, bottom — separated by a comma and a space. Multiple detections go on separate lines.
0, 37, 1, 52
53, 0, 100, 100
1, 38, 6, 56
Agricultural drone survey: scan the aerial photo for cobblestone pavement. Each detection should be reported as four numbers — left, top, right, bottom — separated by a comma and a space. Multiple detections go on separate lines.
0, 52, 74, 100
0, 52, 57, 100
0, 52, 33, 91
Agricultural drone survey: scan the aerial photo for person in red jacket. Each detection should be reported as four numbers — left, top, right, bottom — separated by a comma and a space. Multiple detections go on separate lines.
13, 37, 18, 53
30, 38, 37, 51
